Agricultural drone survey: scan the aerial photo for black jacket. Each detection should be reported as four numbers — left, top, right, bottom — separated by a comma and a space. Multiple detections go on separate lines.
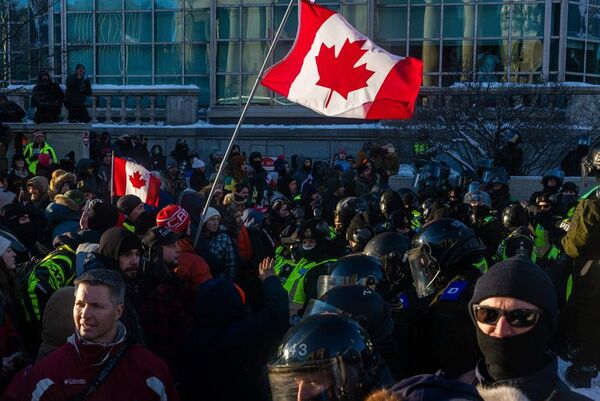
463, 356, 593, 401
64, 73, 92, 105
0, 101, 25, 122
32, 80, 64, 109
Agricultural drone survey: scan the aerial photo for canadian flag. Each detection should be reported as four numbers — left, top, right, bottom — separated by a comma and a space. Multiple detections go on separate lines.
112, 156, 161, 207
262, 0, 423, 119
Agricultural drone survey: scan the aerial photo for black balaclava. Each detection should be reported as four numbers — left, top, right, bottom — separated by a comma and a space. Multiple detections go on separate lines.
469, 256, 558, 381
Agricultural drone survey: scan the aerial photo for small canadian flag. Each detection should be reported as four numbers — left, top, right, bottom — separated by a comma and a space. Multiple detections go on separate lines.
262, 0, 423, 119
112, 156, 161, 207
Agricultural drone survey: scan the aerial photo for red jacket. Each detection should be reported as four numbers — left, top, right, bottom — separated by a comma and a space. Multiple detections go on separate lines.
23, 328, 179, 401
174, 238, 212, 292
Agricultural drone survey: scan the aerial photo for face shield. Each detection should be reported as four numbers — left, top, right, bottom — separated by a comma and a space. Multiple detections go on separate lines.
406, 243, 441, 298
316, 275, 378, 299
268, 357, 367, 401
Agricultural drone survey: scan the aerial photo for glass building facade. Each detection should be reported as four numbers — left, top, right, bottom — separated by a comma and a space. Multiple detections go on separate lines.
3, 0, 600, 108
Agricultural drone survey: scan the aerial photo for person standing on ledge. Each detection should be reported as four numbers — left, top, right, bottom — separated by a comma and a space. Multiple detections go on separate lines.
64, 64, 92, 123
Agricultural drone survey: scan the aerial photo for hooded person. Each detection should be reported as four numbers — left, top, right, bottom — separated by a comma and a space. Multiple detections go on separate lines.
43, 192, 82, 247
249, 152, 267, 204
82, 227, 146, 344
74, 158, 98, 195
0, 95, 25, 123
201, 207, 239, 281
156, 204, 212, 292
463, 256, 592, 401
181, 262, 289, 401
189, 158, 207, 191
36, 286, 76, 362
276, 175, 298, 202
26, 176, 49, 212
31, 70, 64, 124
150, 144, 166, 172
116, 194, 145, 233
47, 169, 76, 201
0, 203, 47, 259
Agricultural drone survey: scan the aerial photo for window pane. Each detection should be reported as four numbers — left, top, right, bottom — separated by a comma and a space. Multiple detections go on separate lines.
126, 13, 152, 43
568, 4, 586, 37
566, 40, 584, 73
127, 77, 152, 84
512, 3, 544, 37
552, 3, 560, 36
242, 74, 270, 104
67, 13, 93, 43
97, 0, 121, 11
550, 38, 559, 71
444, 5, 474, 38
342, 5, 368, 35
515, 39, 543, 73
243, 7, 270, 39
590, 6, 600, 39
381, 42, 406, 56
30, 15, 49, 47
376, 7, 407, 39
10, 52, 28, 82
188, 0, 211, 7
66, 0, 92, 11
185, 44, 209, 74
274, 6, 298, 40
242, 42, 267, 72
156, 76, 182, 84
217, 8, 240, 39
156, 44, 182, 74
156, 0, 182, 9
97, 13, 122, 44
442, 40, 468, 75
156, 12, 184, 42
273, 41, 293, 63
126, 45, 152, 74
98, 46, 122, 75
53, 46, 62, 76
67, 46, 93, 75
377, 0, 407, 5
126, 0, 152, 10
217, 75, 240, 104
410, 6, 440, 39
476, 41, 504, 81
185, 11, 210, 41
217, 42, 240, 72
478, 5, 502, 37
185, 76, 210, 106
54, 17, 61, 44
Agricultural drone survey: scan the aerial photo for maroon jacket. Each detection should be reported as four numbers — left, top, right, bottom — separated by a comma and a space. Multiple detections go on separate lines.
23, 326, 179, 401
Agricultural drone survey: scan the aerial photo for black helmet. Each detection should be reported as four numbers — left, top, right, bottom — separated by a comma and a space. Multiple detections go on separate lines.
335, 197, 368, 227
542, 168, 565, 188
497, 226, 536, 262
501, 203, 529, 229
397, 188, 419, 210
386, 209, 412, 233
318, 254, 384, 298
482, 166, 509, 186
295, 218, 331, 247
364, 232, 412, 294
582, 144, 600, 177
268, 314, 379, 401
360, 192, 381, 215
379, 190, 403, 219
305, 286, 394, 345
407, 218, 485, 298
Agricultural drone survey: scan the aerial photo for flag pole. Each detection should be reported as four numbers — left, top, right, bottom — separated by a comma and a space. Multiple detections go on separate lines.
193, 0, 297, 248
110, 151, 115, 205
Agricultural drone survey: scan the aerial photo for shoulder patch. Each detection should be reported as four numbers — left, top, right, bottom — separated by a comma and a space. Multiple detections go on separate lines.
439, 279, 469, 302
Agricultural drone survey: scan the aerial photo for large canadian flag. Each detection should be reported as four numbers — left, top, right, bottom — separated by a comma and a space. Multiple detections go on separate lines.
261, 0, 423, 119
112, 156, 161, 207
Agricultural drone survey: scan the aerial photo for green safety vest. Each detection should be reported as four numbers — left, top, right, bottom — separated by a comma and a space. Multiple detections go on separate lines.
495, 232, 537, 263
23, 142, 58, 174
534, 223, 561, 261
123, 221, 135, 233
276, 256, 337, 307
473, 257, 488, 273
26, 245, 76, 321
411, 210, 423, 231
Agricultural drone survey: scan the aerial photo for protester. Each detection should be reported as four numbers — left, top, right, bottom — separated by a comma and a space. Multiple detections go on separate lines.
22, 131, 58, 175
64, 63, 92, 123
31, 70, 64, 124
0, 96, 25, 123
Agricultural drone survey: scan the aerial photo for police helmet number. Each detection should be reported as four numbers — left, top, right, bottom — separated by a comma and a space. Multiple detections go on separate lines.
287, 343, 308, 357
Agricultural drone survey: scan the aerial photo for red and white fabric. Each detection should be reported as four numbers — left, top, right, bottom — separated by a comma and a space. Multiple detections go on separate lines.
261, 0, 423, 120
112, 156, 161, 207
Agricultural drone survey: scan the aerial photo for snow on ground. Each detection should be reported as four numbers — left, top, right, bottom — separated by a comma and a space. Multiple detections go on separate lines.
558, 358, 600, 400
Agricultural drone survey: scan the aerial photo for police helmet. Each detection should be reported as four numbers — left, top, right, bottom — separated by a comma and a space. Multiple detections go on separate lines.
379, 190, 403, 219
305, 286, 394, 345
318, 254, 384, 298
482, 166, 509, 186
542, 168, 565, 187
463, 190, 492, 208
501, 227, 536, 262
397, 188, 419, 210
364, 232, 411, 289
501, 203, 529, 229
268, 314, 379, 401
335, 197, 368, 223
407, 218, 485, 298
420, 198, 436, 222
582, 144, 600, 178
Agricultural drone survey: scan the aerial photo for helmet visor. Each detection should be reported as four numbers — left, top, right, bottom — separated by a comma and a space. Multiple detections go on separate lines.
316, 275, 357, 299
268, 359, 363, 401
303, 299, 345, 319
407, 245, 441, 298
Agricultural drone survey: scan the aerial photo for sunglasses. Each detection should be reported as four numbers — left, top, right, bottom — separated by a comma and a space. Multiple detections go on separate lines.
472, 305, 541, 328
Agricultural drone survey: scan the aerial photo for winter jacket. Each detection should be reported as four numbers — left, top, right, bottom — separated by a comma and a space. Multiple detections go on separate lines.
462, 356, 592, 401
23, 324, 179, 401
44, 200, 80, 245
64, 73, 91, 106
31, 80, 63, 110
23, 143, 58, 175
174, 238, 212, 293
0, 101, 25, 122
181, 277, 289, 401
206, 229, 238, 281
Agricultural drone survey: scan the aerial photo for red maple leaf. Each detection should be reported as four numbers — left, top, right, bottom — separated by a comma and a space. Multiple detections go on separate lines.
315, 39, 375, 108
128, 171, 146, 189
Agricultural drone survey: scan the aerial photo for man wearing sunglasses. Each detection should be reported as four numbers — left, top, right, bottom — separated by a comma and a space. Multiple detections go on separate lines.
464, 256, 591, 401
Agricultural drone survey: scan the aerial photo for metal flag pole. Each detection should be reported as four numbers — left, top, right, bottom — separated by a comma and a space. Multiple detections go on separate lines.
193, 0, 298, 248
110, 151, 115, 205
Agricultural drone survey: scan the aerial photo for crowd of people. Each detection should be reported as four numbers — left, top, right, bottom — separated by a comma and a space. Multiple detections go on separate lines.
0, 128, 594, 401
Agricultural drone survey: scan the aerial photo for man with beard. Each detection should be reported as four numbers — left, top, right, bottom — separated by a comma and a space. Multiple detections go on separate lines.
136, 226, 193, 382
82, 227, 146, 344
31, 70, 64, 123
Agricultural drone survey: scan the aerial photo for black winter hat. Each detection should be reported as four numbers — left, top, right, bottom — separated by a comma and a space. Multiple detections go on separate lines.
469, 256, 558, 332
116, 195, 142, 216
87, 201, 120, 235
142, 226, 180, 249
98, 227, 141, 262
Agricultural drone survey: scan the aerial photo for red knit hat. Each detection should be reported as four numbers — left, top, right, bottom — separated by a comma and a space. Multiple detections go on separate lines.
156, 204, 190, 233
